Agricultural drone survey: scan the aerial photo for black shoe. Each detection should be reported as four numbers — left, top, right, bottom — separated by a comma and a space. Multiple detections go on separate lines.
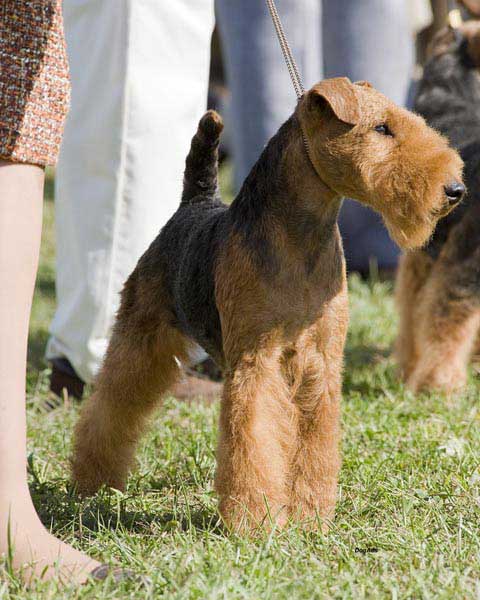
50, 357, 85, 400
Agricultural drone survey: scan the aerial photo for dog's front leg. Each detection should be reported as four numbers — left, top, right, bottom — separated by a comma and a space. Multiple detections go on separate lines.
215, 348, 295, 533
287, 292, 348, 532
289, 355, 342, 532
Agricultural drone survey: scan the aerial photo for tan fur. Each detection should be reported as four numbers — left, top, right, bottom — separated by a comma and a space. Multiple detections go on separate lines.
212, 229, 348, 531
299, 80, 463, 250
396, 223, 480, 394
72, 270, 195, 494
395, 250, 434, 380
72, 78, 463, 533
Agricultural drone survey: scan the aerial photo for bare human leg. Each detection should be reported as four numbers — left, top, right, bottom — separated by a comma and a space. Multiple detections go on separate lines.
0, 161, 100, 583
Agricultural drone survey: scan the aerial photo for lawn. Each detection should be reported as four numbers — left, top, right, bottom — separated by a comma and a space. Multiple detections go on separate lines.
1, 169, 479, 599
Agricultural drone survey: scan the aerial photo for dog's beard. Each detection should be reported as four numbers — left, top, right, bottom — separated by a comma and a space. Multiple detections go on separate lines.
383, 214, 435, 250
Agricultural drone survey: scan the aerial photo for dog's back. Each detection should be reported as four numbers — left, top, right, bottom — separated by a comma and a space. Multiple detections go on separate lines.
415, 23, 480, 257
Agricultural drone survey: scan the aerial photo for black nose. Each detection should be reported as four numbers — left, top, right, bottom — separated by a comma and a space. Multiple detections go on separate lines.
444, 182, 465, 205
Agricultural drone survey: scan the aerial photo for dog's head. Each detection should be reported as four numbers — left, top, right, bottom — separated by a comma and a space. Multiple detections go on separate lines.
297, 78, 464, 249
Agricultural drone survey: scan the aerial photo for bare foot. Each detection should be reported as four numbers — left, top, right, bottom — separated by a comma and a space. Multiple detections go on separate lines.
0, 501, 100, 584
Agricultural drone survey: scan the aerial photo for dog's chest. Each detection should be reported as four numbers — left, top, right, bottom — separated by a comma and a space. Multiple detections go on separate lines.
272, 251, 345, 322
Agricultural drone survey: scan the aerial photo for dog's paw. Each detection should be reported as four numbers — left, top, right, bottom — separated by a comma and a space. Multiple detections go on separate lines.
407, 363, 466, 394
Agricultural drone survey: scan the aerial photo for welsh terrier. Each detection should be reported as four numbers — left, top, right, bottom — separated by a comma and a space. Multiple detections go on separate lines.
396, 22, 480, 394
72, 77, 463, 531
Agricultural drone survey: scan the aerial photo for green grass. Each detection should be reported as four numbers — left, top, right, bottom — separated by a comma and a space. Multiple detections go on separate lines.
2, 169, 480, 598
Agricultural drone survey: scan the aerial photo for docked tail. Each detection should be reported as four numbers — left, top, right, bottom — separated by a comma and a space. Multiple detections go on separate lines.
181, 110, 224, 204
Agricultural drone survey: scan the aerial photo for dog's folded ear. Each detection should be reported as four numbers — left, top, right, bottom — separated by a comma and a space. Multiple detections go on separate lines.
307, 77, 360, 126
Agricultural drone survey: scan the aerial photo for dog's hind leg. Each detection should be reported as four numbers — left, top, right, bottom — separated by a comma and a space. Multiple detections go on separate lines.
71, 269, 193, 495
407, 286, 480, 394
395, 250, 433, 381
407, 225, 480, 393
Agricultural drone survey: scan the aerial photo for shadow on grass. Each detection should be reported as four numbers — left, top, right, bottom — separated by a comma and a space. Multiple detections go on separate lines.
343, 343, 397, 396
344, 344, 390, 370
29, 478, 222, 537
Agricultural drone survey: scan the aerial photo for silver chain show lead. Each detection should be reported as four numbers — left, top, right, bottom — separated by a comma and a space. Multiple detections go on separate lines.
265, 0, 305, 100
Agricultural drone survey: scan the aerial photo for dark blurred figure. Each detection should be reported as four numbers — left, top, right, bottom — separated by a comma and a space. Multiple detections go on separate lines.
216, 0, 414, 275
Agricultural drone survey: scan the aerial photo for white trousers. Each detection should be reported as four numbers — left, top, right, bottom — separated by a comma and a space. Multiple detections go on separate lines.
47, 0, 214, 383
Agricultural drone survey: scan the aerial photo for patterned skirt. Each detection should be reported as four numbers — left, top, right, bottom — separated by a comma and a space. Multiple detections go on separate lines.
0, 0, 70, 166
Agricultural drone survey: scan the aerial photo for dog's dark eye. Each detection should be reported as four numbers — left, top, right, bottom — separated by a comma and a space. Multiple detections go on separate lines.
374, 123, 393, 137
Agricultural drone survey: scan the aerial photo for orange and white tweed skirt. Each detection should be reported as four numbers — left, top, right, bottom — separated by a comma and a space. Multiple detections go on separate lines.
0, 0, 70, 166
